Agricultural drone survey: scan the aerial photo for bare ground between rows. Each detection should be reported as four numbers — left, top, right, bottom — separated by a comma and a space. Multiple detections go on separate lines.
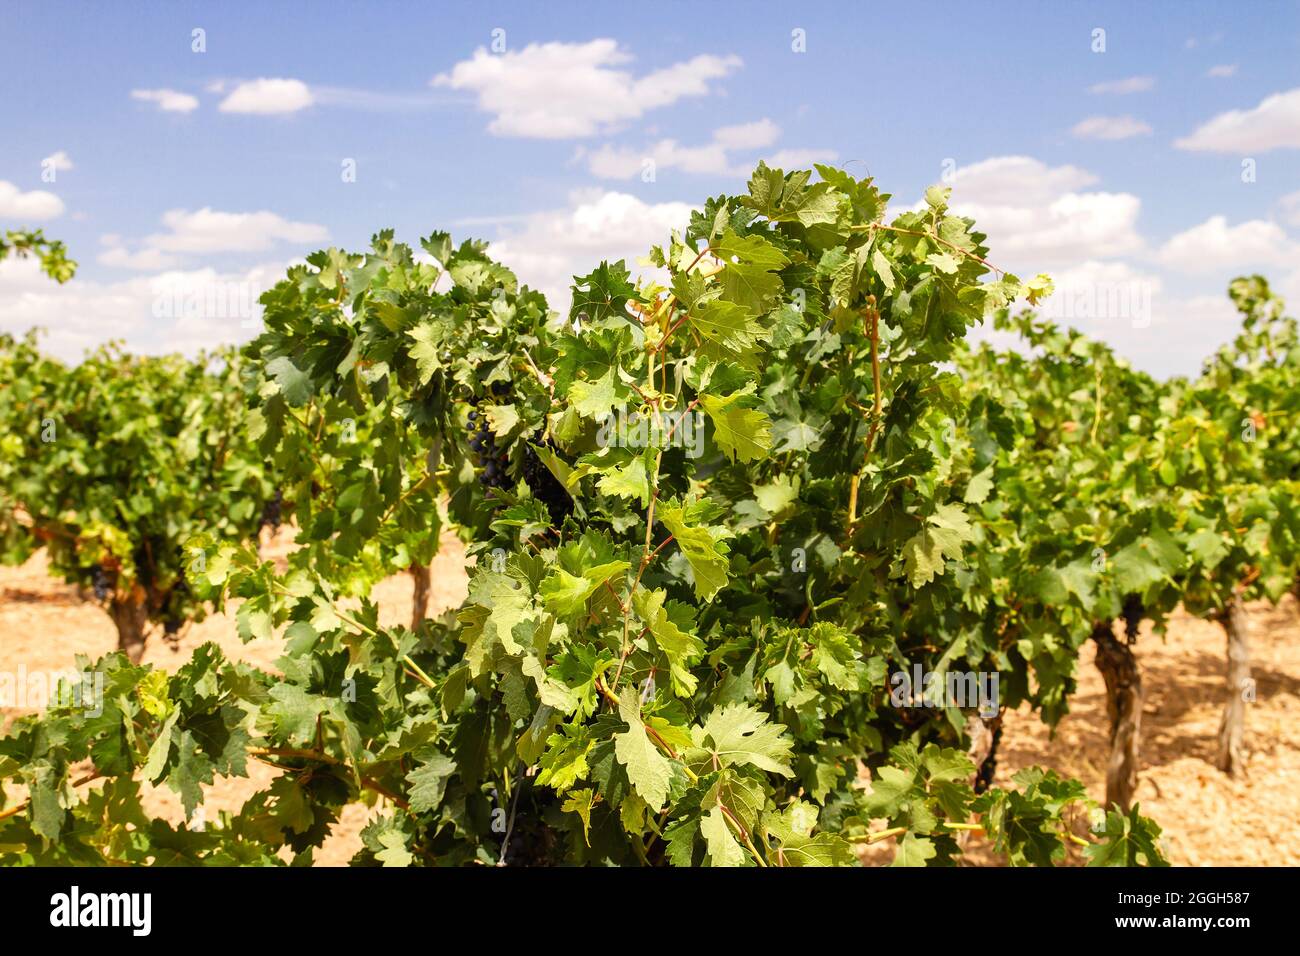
2, 533, 1296, 866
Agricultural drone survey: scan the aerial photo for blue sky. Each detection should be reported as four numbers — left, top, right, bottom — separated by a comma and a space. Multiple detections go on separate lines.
2, 0, 1298, 376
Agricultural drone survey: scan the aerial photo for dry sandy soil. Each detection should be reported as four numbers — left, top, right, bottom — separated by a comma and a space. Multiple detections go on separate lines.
2, 531, 1296, 866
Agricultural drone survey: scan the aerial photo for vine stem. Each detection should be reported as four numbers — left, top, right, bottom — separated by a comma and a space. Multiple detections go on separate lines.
282, 404, 330, 493
0, 771, 101, 822
249, 748, 411, 810
612, 399, 698, 692
650, 245, 717, 326
594, 678, 699, 784
378, 467, 449, 525
851, 222, 1007, 277
719, 804, 767, 867
401, 657, 437, 689
272, 582, 435, 690
519, 347, 553, 389
846, 298, 882, 538
1091, 361, 1104, 445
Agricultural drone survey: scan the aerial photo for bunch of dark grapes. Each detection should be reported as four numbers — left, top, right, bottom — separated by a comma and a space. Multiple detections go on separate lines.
91, 566, 111, 601
521, 440, 573, 526
468, 409, 510, 490
1121, 593, 1144, 644
259, 490, 284, 531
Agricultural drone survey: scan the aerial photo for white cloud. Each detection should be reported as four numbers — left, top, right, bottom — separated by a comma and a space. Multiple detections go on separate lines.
218, 78, 314, 115
712, 119, 780, 150
936, 155, 1296, 378
1126, 291, 1244, 376
1087, 76, 1155, 95
98, 241, 182, 272
0, 181, 64, 220
582, 117, 792, 179
433, 40, 741, 138
488, 190, 694, 309
130, 88, 200, 113
581, 119, 836, 180
0, 256, 290, 361
763, 148, 839, 170
586, 140, 731, 179
945, 156, 1098, 205
41, 151, 74, 172
989, 191, 1144, 262
1071, 115, 1153, 140
969, 259, 1164, 352
97, 208, 328, 271
944, 157, 1142, 265
1207, 64, 1238, 79
1281, 264, 1300, 309
149, 208, 327, 253
1175, 88, 1300, 152
1036, 259, 1161, 329
970, 257, 1248, 379
1279, 191, 1300, 227
1157, 216, 1300, 272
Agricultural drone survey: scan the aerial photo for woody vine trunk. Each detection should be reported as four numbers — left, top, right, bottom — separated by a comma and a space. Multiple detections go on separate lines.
410, 564, 432, 631
108, 593, 149, 664
1215, 596, 1251, 776
1091, 620, 1141, 811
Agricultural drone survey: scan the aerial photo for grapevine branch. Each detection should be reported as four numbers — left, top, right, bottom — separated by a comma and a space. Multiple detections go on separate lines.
851, 222, 1008, 277
846, 297, 883, 537
249, 748, 411, 811
594, 678, 699, 784
0, 771, 101, 822
612, 398, 699, 691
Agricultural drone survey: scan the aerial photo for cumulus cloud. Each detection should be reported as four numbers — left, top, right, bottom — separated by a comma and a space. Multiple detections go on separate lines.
98, 239, 181, 272
218, 78, 314, 115
1126, 291, 1244, 376
148, 208, 327, 253
433, 40, 741, 138
1279, 191, 1300, 227
763, 148, 840, 170
581, 118, 798, 179
1157, 216, 1300, 272
945, 156, 1098, 205
939, 155, 1300, 373
1071, 115, 1153, 140
130, 88, 200, 113
98, 208, 329, 270
944, 156, 1142, 265
585, 139, 730, 179
968, 258, 1164, 352
488, 190, 694, 309
712, 119, 780, 150
972, 259, 1252, 378
0, 255, 291, 361
1207, 64, 1238, 79
0, 180, 64, 220
1175, 88, 1300, 152
1087, 76, 1155, 95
